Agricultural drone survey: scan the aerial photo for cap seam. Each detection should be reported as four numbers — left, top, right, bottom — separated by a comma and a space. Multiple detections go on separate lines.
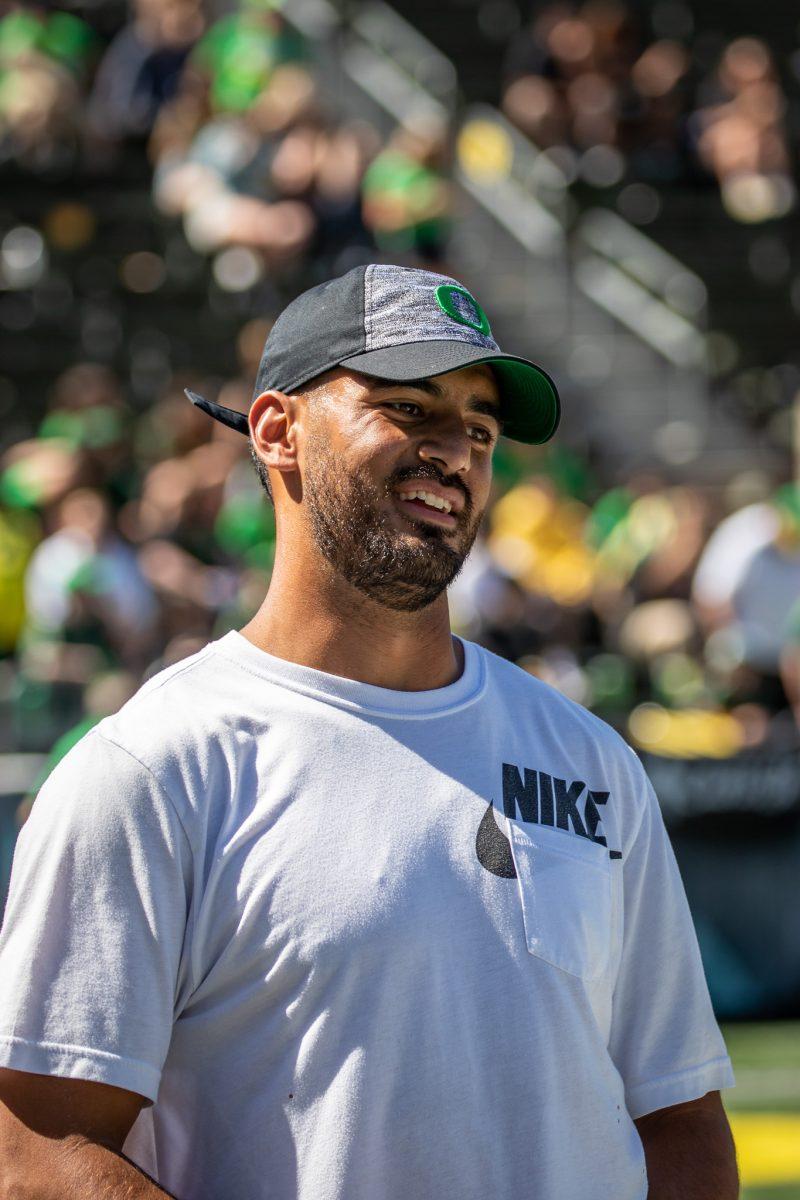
363, 262, 376, 350
344, 336, 501, 356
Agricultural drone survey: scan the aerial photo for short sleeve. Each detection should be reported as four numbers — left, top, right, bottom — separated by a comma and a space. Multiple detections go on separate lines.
608, 767, 735, 1119
0, 729, 193, 1103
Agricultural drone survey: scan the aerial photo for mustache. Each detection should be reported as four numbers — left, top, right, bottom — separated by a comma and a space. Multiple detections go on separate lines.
385, 464, 472, 515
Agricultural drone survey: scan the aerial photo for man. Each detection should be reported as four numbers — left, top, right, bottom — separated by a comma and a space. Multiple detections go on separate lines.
0, 265, 737, 1198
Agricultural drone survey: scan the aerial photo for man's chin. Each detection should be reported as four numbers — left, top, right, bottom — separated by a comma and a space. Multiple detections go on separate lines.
353, 578, 450, 613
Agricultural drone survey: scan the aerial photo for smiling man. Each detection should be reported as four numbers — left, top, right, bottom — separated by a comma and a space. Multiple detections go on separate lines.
0, 265, 737, 1199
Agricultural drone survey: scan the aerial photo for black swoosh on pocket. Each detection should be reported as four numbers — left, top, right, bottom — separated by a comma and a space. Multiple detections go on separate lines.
476, 802, 517, 878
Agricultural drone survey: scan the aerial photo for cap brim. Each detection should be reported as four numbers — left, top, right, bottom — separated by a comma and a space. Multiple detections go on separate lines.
339, 340, 559, 445
185, 388, 249, 435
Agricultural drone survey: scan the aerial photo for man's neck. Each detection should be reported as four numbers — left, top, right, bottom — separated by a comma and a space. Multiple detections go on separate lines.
240, 558, 464, 692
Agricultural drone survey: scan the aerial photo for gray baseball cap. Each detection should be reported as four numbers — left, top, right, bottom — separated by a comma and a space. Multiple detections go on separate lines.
186, 263, 560, 444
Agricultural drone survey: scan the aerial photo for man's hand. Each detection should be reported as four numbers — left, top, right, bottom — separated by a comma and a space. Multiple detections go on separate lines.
634, 1090, 739, 1200
0, 1068, 177, 1198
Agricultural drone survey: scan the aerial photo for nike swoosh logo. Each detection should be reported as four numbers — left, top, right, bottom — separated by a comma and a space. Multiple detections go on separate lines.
476, 802, 517, 878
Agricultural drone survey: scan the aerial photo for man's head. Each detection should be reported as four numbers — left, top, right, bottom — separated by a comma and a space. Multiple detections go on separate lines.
248, 361, 500, 611
187, 263, 560, 611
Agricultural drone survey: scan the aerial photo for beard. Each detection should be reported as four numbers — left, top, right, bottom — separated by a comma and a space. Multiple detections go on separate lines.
302, 433, 482, 612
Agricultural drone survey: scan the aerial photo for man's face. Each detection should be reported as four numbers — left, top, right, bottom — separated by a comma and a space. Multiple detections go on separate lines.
299, 364, 502, 612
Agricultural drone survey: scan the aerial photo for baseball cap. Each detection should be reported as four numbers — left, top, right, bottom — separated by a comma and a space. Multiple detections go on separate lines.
185, 263, 560, 444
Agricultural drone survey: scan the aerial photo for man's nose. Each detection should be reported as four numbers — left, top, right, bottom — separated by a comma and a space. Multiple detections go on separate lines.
416, 418, 471, 475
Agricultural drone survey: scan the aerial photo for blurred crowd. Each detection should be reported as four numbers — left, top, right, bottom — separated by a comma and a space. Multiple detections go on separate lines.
1, 0, 800, 797
4, 353, 800, 779
501, 1, 796, 223
0, 0, 454, 780
0, 0, 451, 269
454, 463, 800, 757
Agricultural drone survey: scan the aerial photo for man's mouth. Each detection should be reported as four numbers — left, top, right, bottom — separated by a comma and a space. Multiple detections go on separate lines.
393, 493, 458, 529
392, 481, 463, 530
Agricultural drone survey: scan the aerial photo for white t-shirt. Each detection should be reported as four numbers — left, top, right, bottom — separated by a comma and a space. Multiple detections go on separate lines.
0, 632, 733, 1200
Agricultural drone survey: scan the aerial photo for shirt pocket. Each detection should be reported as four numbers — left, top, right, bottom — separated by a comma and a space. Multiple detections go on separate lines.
507, 821, 613, 982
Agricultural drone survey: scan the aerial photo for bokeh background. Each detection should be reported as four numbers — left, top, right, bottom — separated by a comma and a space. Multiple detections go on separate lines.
0, 0, 799, 1193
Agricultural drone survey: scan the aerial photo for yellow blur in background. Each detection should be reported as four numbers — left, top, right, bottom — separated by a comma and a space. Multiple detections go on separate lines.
724, 1023, 800, 1199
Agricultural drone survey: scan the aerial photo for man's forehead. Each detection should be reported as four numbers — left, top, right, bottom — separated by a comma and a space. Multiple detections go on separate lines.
409, 362, 499, 396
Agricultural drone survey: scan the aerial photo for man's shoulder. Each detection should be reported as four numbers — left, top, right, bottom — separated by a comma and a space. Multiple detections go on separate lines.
475, 640, 627, 738
27, 637, 248, 842
104, 638, 221, 729
92, 635, 246, 781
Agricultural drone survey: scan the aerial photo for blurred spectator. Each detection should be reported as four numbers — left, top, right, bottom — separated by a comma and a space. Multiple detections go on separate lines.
501, 3, 642, 167
0, 503, 40, 655
0, 437, 90, 512
191, 0, 306, 115
23, 487, 158, 668
627, 38, 691, 182
0, 6, 97, 78
273, 112, 375, 273
692, 484, 800, 705
361, 117, 452, 263
125, 431, 241, 547
151, 61, 319, 260
500, 3, 795, 220
87, 0, 204, 144
0, 3, 97, 171
38, 363, 133, 503
691, 38, 794, 222
779, 599, 800, 731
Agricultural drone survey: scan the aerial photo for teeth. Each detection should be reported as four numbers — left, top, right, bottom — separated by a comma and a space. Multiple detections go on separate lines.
398, 489, 452, 513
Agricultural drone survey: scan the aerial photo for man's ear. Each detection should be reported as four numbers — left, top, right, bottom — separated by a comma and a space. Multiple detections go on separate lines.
248, 390, 300, 475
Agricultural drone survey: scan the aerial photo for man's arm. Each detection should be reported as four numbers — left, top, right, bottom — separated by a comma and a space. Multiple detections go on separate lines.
634, 1091, 739, 1200
0, 1069, 177, 1199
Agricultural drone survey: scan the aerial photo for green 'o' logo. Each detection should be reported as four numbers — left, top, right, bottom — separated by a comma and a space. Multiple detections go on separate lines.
435, 284, 492, 337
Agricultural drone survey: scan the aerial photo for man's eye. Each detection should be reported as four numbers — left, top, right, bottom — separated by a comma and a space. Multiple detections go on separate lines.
386, 402, 422, 416
384, 404, 496, 444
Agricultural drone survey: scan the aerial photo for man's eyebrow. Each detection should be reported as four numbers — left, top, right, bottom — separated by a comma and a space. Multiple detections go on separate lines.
467, 397, 504, 428
371, 378, 505, 427
371, 377, 441, 398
